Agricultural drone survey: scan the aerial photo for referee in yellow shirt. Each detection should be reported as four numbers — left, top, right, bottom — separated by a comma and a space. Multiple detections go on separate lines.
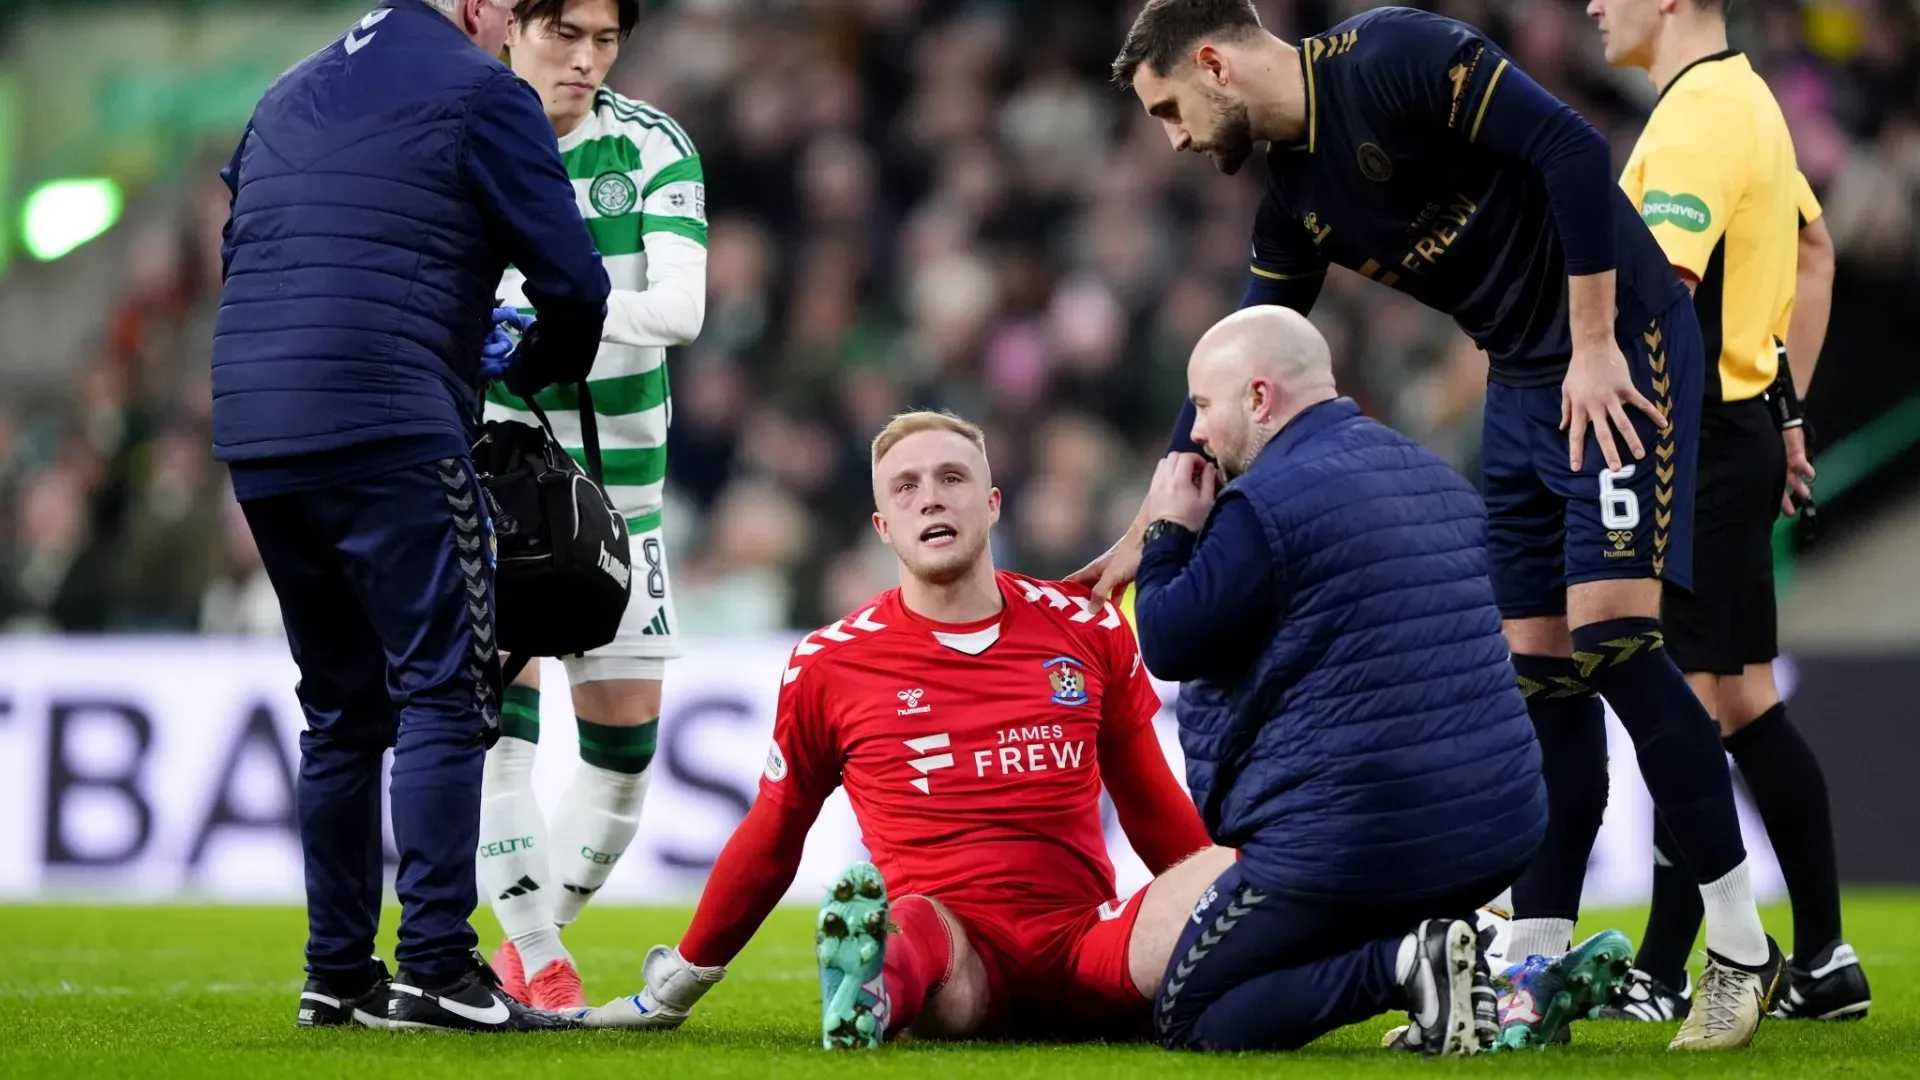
1589, 0, 1868, 1027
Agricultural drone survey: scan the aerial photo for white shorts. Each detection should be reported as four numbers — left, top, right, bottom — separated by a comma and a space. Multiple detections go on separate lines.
562, 523, 679, 686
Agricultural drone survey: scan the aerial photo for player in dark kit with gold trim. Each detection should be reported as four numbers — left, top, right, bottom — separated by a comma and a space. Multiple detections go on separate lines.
1593, 0, 1866, 1027
1098, 0, 1781, 1049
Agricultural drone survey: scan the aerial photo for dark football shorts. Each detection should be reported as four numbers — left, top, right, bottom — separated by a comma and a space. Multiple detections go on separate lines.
1480, 300, 1704, 619
1662, 397, 1785, 674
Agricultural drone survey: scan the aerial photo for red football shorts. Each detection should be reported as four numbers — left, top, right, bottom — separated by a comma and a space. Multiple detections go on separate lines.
947, 885, 1152, 1040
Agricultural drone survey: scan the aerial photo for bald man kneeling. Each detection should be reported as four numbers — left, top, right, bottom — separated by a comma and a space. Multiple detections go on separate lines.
1131, 307, 1550, 1056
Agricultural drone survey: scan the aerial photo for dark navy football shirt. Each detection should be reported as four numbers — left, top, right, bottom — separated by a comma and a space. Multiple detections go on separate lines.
1244, 7, 1686, 387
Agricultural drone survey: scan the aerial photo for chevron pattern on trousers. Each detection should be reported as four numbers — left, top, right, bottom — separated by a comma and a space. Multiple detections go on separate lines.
1157, 885, 1269, 1025
441, 458, 500, 735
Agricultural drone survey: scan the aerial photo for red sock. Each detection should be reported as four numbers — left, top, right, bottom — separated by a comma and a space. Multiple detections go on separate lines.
882, 895, 952, 1033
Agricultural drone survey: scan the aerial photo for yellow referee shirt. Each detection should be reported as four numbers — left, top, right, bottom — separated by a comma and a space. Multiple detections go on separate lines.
1620, 50, 1819, 404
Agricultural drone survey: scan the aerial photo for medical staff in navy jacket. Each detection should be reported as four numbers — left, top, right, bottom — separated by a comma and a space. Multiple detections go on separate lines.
211, 0, 608, 1031
1134, 307, 1545, 1054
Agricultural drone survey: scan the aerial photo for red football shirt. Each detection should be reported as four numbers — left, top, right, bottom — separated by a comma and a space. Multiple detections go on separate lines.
759, 571, 1166, 920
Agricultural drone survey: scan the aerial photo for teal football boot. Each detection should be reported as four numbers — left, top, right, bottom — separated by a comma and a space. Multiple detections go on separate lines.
817, 861, 891, 1049
1492, 929, 1635, 1050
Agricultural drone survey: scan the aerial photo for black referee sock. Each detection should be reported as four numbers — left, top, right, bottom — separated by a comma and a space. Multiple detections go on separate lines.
1637, 812, 1704, 990
1724, 703, 1844, 960
1507, 655, 1608, 930
1574, 618, 1746, 883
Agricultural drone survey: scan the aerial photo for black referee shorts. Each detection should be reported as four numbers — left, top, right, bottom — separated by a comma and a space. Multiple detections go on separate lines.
1663, 397, 1786, 675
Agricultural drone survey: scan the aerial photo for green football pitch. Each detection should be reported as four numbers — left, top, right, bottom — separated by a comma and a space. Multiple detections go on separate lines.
2, 894, 1914, 1078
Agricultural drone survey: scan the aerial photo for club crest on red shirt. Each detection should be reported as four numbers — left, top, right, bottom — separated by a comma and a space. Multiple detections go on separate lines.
1044, 657, 1089, 706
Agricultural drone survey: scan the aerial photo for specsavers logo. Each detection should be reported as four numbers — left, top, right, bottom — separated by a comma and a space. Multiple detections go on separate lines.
1640, 191, 1711, 233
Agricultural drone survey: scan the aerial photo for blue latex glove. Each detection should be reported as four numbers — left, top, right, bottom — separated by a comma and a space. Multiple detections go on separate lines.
479, 307, 536, 383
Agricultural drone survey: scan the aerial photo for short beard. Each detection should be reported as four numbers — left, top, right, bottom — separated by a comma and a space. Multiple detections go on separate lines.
1219, 423, 1275, 480
1204, 89, 1255, 176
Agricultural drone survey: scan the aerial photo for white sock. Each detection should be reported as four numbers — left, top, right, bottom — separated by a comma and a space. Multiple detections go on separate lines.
548, 760, 652, 926
512, 925, 571, 979
478, 735, 569, 968
1509, 917, 1575, 960
1700, 860, 1768, 966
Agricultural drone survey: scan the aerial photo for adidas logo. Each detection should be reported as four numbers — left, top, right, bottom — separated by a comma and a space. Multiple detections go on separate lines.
497, 875, 541, 900
641, 609, 670, 636
598, 543, 631, 588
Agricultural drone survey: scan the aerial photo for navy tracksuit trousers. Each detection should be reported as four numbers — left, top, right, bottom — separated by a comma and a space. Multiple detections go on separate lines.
1156, 861, 1523, 1051
241, 456, 501, 984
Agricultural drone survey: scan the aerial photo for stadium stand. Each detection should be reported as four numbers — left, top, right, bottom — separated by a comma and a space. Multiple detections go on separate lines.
0, 0, 1916, 635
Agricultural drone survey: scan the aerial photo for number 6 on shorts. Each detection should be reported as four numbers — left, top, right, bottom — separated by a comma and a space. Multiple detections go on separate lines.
1600, 465, 1640, 530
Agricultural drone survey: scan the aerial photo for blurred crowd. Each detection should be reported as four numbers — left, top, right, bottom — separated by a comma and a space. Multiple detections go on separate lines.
2, 0, 1917, 635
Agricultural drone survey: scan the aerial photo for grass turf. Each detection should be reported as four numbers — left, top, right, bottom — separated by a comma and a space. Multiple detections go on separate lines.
0, 894, 1914, 1078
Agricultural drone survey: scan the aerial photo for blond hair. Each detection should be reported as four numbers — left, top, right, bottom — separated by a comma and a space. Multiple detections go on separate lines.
870, 410, 987, 470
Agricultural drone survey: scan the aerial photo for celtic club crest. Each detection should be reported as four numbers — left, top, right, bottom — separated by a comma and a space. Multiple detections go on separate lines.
590, 171, 637, 216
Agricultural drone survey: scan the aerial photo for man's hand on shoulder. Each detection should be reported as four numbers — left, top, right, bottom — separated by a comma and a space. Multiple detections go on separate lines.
1073, 453, 1219, 599
577, 944, 725, 1030
1069, 521, 1143, 602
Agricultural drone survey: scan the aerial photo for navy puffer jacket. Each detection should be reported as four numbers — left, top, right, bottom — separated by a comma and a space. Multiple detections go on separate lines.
212, 0, 607, 465
1179, 399, 1546, 900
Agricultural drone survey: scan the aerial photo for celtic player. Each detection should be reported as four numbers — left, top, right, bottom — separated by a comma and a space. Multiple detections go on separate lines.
478, 0, 706, 1011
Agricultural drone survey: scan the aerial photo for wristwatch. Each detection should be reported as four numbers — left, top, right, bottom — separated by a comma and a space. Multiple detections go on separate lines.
1142, 519, 1195, 546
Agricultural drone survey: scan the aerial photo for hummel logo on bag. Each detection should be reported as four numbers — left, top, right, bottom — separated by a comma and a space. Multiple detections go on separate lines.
598, 543, 631, 588
473, 382, 630, 688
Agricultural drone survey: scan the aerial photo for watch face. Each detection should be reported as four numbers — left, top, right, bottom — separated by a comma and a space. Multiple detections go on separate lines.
1146, 520, 1186, 543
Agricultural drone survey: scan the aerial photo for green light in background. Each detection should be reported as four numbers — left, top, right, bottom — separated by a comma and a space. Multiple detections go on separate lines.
21, 178, 123, 261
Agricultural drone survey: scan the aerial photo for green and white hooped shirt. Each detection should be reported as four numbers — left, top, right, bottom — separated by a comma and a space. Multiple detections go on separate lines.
487, 88, 707, 534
